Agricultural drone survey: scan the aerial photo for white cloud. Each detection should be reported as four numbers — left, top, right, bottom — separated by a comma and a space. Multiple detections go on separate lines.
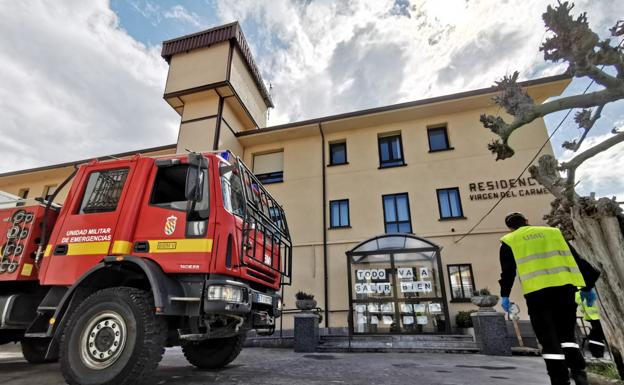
0, 0, 179, 173
214, 0, 622, 199
164, 5, 203, 28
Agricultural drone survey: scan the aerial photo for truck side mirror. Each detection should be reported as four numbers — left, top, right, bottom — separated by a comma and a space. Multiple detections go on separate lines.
185, 167, 203, 201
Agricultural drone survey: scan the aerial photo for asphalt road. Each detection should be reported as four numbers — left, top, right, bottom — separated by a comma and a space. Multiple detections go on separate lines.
0, 345, 551, 384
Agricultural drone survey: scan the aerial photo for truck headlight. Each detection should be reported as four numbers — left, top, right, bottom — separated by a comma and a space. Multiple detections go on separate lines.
206, 285, 245, 303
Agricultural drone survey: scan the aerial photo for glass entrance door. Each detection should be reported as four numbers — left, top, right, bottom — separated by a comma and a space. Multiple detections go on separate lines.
346, 235, 450, 335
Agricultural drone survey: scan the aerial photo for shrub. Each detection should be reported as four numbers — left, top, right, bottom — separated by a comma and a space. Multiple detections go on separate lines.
476, 288, 491, 296
295, 291, 314, 300
456, 310, 476, 328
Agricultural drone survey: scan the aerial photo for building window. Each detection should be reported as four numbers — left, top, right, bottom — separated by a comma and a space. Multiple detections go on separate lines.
78, 169, 129, 214
448, 264, 475, 301
253, 151, 284, 184
427, 125, 451, 152
382, 193, 412, 233
378, 133, 405, 168
329, 199, 350, 228
437, 188, 464, 219
17, 188, 29, 207
43, 185, 57, 202
329, 141, 347, 166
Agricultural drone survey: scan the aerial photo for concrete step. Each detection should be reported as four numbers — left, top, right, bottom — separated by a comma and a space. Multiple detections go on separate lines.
317, 334, 479, 354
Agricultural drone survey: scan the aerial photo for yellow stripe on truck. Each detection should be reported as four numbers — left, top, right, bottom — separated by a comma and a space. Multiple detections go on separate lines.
67, 241, 111, 256
44, 244, 52, 257
147, 239, 213, 253
111, 241, 132, 255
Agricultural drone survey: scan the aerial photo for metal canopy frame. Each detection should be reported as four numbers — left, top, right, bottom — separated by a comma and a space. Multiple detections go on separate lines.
346, 234, 451, 338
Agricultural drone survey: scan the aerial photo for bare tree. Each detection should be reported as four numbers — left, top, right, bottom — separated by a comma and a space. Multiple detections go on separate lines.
481, 1, 624, 377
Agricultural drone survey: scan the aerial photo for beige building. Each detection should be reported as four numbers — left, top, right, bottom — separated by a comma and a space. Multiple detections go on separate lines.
0, 22, 570, 333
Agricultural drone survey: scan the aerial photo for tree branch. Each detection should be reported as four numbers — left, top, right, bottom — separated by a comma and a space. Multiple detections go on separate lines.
563, 104, 605, 151
561, 131, 624, 171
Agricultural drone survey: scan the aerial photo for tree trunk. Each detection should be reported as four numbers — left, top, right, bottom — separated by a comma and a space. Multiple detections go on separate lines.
570, 210, 624, 379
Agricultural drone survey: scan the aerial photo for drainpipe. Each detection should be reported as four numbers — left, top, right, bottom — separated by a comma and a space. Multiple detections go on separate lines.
319, 123, 329, 329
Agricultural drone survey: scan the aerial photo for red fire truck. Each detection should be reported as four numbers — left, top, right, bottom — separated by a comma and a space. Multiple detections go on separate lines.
0, 151, 292, 385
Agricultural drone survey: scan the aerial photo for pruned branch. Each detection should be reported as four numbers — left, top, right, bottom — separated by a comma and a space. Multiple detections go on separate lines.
481, 87, 623, 160
562, 104, 604, 151
561, 131, 624, 171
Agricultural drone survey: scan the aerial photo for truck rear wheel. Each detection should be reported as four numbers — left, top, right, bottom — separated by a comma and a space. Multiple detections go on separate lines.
182, 334, 245, 369
21, 338, 57, 364
60, 287, 167, 385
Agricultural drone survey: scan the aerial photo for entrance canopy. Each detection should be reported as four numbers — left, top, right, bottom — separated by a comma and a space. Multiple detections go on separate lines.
346, 234, 449, 335
347, 234, 440, 256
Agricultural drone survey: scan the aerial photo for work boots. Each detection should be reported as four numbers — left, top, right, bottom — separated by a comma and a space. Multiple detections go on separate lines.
571, 370, 589, 385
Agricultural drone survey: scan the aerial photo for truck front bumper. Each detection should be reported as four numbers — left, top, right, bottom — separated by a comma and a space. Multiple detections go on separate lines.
202, 279, 281, 318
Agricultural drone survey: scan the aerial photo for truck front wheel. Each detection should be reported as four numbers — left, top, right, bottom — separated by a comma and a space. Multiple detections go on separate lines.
182, 334, 245, 369
60, 287, 167, 385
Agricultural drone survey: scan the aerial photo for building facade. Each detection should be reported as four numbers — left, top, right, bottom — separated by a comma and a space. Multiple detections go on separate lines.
0, 22, 570, 333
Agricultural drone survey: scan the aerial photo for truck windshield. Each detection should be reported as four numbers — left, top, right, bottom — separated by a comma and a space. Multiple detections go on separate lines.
220, 163, 245, 217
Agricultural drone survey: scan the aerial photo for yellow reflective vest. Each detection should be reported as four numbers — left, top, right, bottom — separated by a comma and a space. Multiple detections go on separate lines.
575, 291, 600, 321
501, 226, 586, 295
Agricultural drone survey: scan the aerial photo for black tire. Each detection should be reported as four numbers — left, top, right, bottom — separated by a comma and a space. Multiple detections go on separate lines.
21, 338, 56, 364
182, 334, 245, 369
60, 287, 167, 385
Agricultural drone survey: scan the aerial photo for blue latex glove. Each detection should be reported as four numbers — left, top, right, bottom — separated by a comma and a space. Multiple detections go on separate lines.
501, 297, 510, 313
580, 289, 597, 307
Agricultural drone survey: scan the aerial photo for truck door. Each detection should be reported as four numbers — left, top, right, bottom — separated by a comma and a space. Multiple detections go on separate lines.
131, 158, 215, 273
41, 161, 136, 285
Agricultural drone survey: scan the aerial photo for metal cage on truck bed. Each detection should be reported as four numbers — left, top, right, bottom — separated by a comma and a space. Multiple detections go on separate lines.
230, 154, 292, 286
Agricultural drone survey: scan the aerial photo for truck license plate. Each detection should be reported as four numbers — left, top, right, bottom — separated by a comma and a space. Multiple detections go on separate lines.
255, 293, 273, 305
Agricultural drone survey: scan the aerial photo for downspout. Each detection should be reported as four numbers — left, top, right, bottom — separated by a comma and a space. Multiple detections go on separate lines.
318, 123, 329, 328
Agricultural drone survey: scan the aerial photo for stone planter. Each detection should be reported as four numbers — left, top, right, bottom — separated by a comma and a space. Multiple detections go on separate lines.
471, 295, 499, 312
460, 327, 475, 338
295, 299, 317, 311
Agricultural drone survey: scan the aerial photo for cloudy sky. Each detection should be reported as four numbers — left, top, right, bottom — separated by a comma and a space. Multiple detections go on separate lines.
0, 0, 622, 199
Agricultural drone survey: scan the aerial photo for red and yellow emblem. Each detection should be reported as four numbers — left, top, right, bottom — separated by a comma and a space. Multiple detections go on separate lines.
164, 215, 177, 236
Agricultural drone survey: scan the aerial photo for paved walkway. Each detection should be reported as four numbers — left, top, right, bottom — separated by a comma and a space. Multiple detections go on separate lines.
0, 345, 550, 384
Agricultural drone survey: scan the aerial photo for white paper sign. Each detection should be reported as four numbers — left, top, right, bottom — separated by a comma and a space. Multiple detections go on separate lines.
403, 316, 414, 325
355, 282, 392, 295
417, 316, 428, 325
355, 305, 366, 313
370, 316, 379, 324
357, 315, 367, 324
400, 303, 413, 313
356, 269, 387, 281
400, 281, 433, 293
419, 267, 430, 279
414, 304, 426, 313
381, 303, 394, 313
382, 316, 393, 325
428, 303, 442, 313
368, 304, 380, 313
397, 267, 414, 280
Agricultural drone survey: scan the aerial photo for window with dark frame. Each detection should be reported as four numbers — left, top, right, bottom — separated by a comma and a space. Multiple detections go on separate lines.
329, 141, 347, 165
17, 188, 29, 207
382, 193, 412, 233
437, 187, 464, 219
447, 264, 475, 301
378, 133, 405, 168
427, 125, 451, 152
329, 199, 350, 228
78, 169, 129, 214
253, 151, 284, 184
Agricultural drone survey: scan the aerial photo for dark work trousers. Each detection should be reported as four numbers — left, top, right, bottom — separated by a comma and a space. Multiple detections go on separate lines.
527, 286, 587, 385
588, 320, 606, 358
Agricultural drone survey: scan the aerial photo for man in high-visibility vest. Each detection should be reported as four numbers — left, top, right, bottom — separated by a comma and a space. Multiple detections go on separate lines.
576, 289, 606, 358
499, 212, 600, 385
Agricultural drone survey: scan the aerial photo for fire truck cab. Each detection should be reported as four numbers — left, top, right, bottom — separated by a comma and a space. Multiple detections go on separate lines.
0, 151, 291, 385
